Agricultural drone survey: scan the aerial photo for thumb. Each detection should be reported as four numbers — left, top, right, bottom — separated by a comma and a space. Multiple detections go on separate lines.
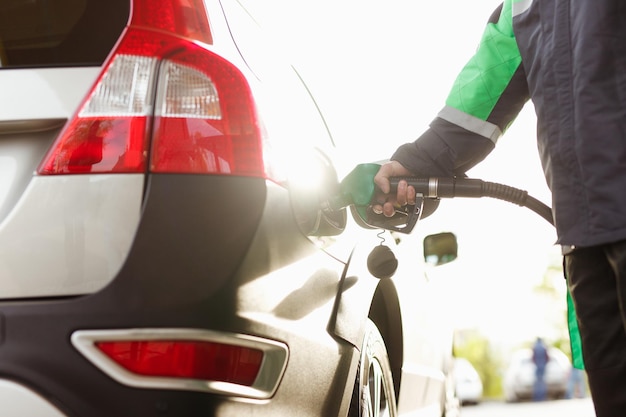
374, 161, 412, 194
374, 165, 392, 194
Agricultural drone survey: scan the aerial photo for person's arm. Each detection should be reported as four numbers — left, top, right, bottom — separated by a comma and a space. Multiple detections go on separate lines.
375, 1, 530, 215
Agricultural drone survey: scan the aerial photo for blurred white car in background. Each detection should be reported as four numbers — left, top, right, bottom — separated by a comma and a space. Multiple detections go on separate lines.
453, 358, 483, 405
503, 347, 572, 402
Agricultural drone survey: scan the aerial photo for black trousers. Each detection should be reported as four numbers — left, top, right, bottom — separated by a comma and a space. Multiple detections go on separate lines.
565, 240, 626, 417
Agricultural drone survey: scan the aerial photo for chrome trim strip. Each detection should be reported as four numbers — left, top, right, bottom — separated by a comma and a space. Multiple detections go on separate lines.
437, 106, 502, 144
71, 328, 289, 399
428, 178, 438, 198
0, 119, 66, 134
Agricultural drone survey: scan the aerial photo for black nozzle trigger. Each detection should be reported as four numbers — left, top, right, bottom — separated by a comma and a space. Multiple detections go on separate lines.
359, 195, 424, 234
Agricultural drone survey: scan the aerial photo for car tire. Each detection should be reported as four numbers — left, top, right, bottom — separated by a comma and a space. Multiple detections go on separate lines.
348, 319, 398, 417
504, 390, 518, 403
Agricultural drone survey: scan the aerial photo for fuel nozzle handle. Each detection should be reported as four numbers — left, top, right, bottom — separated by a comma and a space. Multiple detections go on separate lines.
390, 177, 554, 226
390, 177, 483, 198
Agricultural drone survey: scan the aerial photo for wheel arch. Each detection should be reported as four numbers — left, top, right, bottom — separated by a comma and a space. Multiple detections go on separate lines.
368, 278, 403, 401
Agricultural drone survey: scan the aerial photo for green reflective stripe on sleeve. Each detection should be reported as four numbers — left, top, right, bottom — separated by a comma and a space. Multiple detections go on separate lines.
445, 0, 522, 123
438, 106, 502, 143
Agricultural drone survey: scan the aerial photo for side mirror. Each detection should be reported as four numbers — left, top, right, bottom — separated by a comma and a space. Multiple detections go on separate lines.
423, 232, 458, 266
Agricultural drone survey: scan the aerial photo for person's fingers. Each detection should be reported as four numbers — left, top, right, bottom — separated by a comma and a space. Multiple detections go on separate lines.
396, 180, 408, 206
407, 184, 416, 205
373, 161, 417, 217
383, 201, 396, 217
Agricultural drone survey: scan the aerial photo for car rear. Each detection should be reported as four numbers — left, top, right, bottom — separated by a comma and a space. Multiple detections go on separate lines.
504, 348, 571, 401
0, 1, 349, 415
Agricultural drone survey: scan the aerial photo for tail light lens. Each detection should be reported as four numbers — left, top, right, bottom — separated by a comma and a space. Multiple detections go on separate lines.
150, 48, 263, 175
38, 0, 264, 177
37, 51, 157, 174
72, 329, 289, 399
96, 340, 263, 386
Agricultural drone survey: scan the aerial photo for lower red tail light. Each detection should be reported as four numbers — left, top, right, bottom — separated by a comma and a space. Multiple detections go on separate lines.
72, 329, 289, 399
95, 340, 263, 386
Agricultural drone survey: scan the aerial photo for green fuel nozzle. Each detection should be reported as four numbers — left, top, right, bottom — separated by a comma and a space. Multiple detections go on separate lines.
328, 163, 424, 233
327, 163, 381, 213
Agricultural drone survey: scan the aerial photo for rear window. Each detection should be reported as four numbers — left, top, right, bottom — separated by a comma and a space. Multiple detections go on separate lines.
0, 0, 129, 68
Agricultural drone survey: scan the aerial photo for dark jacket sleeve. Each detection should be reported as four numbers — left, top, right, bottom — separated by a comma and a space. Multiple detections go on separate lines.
391, 118, 495, 177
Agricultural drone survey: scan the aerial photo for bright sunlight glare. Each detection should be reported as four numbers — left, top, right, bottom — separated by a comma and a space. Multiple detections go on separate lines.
251, 0, 562, 348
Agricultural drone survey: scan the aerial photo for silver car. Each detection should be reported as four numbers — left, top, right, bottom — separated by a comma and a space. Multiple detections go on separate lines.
503, 347, 572, 402
0, 0, 460, 416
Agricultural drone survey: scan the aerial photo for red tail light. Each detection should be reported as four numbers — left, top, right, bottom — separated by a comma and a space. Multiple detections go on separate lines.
72, 329, 289, 399
38, 0, 264, 177
96, 340, 263, 386
149, 48, 263, 175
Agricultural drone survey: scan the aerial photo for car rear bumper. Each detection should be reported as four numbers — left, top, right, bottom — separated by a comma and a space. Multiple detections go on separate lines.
0, 174, 354, 416
512, 382, 567, 399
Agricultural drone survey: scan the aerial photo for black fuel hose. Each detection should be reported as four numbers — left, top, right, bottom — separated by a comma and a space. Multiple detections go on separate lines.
390, 177, 554, 226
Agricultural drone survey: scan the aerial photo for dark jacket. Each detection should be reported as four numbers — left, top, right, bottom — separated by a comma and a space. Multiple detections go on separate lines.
392, 0, 626, 248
